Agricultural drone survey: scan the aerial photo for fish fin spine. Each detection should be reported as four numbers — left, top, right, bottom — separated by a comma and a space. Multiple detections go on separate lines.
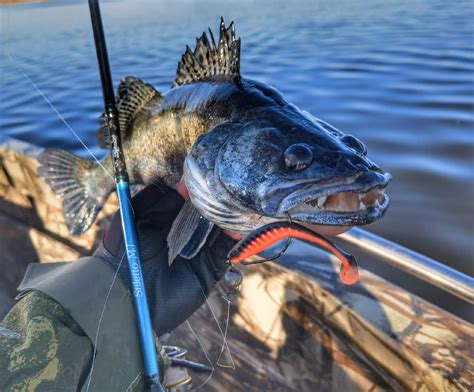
97, 76, 161, 148
173, 17, 241, 87
37, 149, 111, 236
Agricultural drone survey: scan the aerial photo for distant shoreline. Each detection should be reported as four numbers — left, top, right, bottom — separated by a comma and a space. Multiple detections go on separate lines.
0, 0, 48, 5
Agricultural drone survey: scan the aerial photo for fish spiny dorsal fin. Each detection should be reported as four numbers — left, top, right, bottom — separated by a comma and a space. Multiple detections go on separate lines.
173, 18, 241, 87
97, 77, 161, 148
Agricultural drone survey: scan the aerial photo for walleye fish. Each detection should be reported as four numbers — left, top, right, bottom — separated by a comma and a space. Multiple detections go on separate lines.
38, 19, 391, 263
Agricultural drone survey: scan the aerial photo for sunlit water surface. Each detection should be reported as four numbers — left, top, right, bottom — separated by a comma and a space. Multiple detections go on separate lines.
1, 1, 473, 279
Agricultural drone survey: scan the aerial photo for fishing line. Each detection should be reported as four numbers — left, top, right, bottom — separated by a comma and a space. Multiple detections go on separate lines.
126, 370, 143, 391
5, 9, 132, 368
5, 9, 236, 384
3, 4, 111, 177
7, 55, 147, 385
215, 296, 234, 368
3, 14, 142, 387
5, 46, 142, 383
5, 54, 114, 182
85, 251, 126, 392
4, 53, 141, 222
197, 283, 235, 369
4, 18, 145, 388
186, 320, 215, 391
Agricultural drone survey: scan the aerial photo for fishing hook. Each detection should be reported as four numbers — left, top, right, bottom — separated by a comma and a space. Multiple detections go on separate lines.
239, 213, 293, 265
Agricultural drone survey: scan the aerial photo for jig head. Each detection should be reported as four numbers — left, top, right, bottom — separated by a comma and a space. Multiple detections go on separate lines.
222, 268, 244, 301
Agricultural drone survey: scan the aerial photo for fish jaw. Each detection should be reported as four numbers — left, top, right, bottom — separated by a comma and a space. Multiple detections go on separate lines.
185, 121, 392, 234
265, 171, 391, 226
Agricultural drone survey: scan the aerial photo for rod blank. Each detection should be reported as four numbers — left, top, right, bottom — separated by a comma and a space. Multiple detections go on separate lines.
87, 1, 163, 390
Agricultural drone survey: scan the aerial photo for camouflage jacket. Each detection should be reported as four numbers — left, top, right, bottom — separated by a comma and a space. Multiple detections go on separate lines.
0, 258, 172, 392
0, 290, 95, 391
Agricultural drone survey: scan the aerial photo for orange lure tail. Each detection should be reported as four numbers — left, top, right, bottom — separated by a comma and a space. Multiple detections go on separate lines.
227, 222, 359, 285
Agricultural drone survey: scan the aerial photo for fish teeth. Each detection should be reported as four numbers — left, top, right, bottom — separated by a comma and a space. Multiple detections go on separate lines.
317, 196, 327, 208
359, 201, 366, 210
358, 193, 366, 201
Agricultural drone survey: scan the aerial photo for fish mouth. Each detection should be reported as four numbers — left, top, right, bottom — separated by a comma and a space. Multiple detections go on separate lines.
276, 171, 391, 226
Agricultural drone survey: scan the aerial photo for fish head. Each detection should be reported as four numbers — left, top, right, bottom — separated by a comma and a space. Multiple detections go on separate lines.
184, 111, 391, 234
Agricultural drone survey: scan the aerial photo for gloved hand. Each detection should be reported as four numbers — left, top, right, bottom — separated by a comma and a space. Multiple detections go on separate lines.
93, 185, 236, 336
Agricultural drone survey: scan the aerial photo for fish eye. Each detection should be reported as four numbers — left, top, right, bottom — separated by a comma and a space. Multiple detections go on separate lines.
341, 135, 367, 155
284, 143, 314, 172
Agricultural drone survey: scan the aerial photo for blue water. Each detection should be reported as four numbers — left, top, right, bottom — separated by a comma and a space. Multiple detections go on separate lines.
0, 0, 473, 278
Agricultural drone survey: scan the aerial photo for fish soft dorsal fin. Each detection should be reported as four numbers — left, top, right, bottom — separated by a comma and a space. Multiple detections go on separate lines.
97, 77, 161, 148
173, 18, 241, 87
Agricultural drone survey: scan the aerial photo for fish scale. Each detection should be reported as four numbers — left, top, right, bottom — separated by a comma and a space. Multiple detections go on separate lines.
37, 18, 391, 263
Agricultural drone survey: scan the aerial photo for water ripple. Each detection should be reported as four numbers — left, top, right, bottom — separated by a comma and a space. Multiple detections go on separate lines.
1, 0, 473, 273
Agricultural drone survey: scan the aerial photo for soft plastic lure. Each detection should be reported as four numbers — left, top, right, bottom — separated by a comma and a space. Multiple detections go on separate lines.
227, 221, 359, 285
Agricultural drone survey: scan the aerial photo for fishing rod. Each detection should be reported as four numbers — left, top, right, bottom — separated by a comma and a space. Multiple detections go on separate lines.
87, 1, 164, 390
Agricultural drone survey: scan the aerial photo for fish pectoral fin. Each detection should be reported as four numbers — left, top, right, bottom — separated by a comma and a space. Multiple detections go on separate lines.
179, 216, 214, 260
96, 76, 162, 148
167, 199, 214, 265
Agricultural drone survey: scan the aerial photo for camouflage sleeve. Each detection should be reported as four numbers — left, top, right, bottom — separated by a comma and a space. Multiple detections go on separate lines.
0, 291, 92, 392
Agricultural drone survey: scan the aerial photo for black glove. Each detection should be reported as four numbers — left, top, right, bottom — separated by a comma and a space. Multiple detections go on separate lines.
94, 185, 236, 336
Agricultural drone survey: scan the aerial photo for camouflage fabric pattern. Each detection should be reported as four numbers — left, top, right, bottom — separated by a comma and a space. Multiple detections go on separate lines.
0, 291, 173, 392
2, 146, 473, 391
0, 291, 92, 392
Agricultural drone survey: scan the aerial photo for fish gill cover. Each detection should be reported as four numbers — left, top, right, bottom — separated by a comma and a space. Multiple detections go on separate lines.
37, 18, 391, 263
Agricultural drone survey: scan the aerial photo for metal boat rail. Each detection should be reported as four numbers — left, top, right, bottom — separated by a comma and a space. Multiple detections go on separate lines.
1, 143, 473, 390
2, 138, 473, 304
339, 228, 474, 304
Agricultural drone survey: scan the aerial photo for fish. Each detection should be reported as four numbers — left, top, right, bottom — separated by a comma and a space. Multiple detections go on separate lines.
37, 18, 391, 264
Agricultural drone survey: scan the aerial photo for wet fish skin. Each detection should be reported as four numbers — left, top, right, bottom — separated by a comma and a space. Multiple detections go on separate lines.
87, 79, 294, 194
37, 19, 391, 241
183, 80, 388, 233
